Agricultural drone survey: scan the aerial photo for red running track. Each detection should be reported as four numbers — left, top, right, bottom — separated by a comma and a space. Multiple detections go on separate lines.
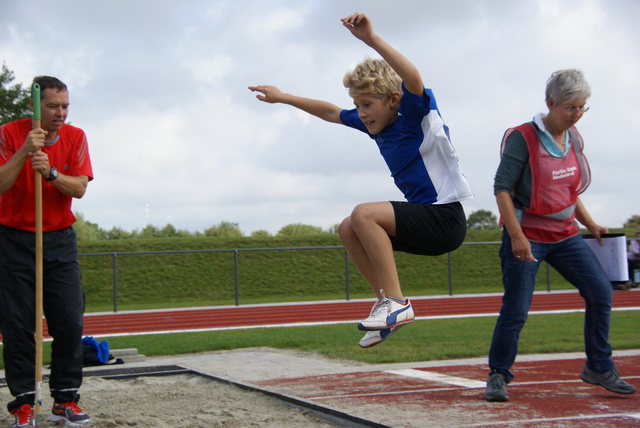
252, 353, 640, 427
44, 289, 640, 338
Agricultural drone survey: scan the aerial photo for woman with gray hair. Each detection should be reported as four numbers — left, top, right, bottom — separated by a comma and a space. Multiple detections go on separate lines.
485, 69, 636, 402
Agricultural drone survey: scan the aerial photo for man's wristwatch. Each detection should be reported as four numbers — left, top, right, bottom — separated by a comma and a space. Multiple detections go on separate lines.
45, 167, 59, 182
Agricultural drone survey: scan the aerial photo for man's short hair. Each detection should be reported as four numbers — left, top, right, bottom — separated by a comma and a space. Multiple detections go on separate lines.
32, 76, 68, 97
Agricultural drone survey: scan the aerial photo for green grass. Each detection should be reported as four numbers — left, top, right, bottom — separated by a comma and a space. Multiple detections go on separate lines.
103, 311, 640, 363
21, 311, 638, 370
3, 229, 636, 370
77, 228, 638, 311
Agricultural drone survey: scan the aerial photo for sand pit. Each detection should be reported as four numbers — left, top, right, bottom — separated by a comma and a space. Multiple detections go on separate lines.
0, 347, 376, 427
0, 372, 343, 427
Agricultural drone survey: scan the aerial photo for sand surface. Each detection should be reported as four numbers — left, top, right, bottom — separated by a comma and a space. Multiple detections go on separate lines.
2, 347, 638, 427
0, 348, 361, 427
25, 375, 340, 427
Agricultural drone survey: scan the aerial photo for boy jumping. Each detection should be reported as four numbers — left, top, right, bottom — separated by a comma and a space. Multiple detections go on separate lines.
249, 13, 473, 348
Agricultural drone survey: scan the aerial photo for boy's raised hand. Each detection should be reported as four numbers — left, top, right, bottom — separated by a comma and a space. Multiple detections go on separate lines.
248, 85, 285, 104
341, 13, 375, 43
342, 12, 423, 95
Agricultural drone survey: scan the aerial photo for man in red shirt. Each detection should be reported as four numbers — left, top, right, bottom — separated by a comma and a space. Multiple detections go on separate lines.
0, 76, 93, 427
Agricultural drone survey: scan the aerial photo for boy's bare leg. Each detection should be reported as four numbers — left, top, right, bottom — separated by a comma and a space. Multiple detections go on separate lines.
338, 202, 403, 300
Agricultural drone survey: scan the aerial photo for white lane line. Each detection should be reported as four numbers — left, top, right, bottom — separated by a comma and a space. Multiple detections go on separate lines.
462, 412, 640, 427
385, 368, 485, 388
78, 306, 640, 339
309, 387, 461, 400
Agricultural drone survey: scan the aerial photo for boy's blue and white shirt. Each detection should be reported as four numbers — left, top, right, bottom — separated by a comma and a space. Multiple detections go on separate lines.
340, 83, 474, 205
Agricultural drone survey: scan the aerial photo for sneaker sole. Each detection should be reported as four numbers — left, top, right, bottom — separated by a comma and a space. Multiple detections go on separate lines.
359, 325, 405, 348
486, 392, 509, 402
580, 372, 636, 394
49, 415, 91, 427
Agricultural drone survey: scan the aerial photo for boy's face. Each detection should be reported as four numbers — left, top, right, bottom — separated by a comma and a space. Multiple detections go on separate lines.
352, 92, 400, 134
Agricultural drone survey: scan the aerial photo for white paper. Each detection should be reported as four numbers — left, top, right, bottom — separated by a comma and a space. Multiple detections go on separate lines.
583, 233, 629, 282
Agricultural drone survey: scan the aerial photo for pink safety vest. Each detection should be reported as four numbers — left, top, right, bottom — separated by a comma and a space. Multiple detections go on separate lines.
503, 123, 591, 242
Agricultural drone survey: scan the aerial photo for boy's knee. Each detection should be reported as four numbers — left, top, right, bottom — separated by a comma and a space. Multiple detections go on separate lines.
350, 203, 373, 225
337, 216, 354, 240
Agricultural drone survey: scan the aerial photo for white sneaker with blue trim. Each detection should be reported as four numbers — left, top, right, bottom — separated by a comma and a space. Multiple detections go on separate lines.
359, 324, 406, 348
358, 290, 414, 331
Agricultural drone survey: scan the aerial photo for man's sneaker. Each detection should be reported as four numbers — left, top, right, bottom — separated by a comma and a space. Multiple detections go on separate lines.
359, 324, 405, 348
486, 372, 509, 402
49, 402, 91, 426
10, 404, 34, 428
358, 290, 414, 331
580, 365, 636, 394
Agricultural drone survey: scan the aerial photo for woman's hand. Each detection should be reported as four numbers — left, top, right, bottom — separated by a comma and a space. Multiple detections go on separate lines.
587, 223, 609, 245
510, 234, 537, 262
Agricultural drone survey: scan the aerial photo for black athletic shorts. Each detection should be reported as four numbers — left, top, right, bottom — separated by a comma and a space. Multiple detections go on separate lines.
390, 201, 466, 256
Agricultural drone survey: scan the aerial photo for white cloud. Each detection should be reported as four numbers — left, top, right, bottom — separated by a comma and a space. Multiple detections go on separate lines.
1, 0, 638, 235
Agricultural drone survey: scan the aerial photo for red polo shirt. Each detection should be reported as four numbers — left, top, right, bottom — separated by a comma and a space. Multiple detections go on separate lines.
0, 118, 93, 232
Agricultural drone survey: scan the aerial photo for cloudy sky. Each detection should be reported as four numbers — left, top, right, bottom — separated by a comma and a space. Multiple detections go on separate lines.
1, 0, 638, 235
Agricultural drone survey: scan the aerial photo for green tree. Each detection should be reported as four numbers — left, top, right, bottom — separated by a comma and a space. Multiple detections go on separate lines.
138, 224, 161, 239
250, 230, 271, 238
160, 224, 179, 238
204, 221, 243, 237
277, 223, 325, 236
159, 224, 194, 238
325, 223, 340, 234
0, 63, 31, 124
624, 215, 640, 229
104, 226, 133, 240
73, 212, 103, 241
467, 209, 499, 230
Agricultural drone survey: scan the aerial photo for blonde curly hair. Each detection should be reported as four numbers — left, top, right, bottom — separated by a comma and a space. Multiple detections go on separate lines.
343, 57, 402, 103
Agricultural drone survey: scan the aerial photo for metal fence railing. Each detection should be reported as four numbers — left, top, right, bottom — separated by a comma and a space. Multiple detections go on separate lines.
84, 236, 628, 312
80, 246, 348, 312
78, 241, 566, 312
80, 236, 637, 312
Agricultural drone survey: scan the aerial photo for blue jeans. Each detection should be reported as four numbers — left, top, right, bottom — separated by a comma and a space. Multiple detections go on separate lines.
489, 229, 614, 383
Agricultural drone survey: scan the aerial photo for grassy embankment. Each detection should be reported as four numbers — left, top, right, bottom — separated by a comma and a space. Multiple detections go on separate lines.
6, 229, 638, 368
78, 228, 611, 311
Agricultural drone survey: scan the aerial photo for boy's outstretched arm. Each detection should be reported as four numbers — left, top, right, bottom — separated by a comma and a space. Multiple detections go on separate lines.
248, 85, 342, 124
341, 13, 424, 96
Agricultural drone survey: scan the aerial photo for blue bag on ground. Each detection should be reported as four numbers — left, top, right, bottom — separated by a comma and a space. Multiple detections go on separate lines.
82, 336, 113, 366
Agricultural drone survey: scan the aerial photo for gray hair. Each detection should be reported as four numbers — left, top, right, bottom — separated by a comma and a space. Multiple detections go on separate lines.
545, 69, 591, 104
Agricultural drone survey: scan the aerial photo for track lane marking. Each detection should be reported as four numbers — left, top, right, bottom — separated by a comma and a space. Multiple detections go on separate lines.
461, 412, 640, 427
385, 368, 486, 388
76, 306, 640, 339
309, 387, 463, 400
